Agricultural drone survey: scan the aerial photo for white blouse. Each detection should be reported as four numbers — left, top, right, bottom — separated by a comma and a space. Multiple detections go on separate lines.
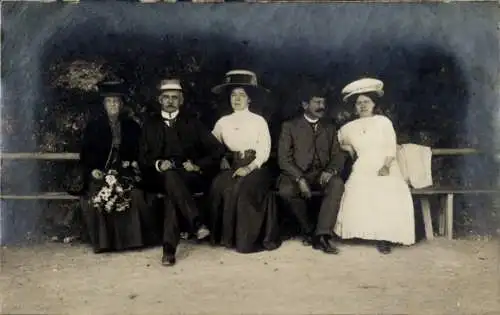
212, 109, 271, 169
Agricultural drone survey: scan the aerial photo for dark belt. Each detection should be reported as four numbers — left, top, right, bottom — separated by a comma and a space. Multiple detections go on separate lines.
226, 149, 256, 169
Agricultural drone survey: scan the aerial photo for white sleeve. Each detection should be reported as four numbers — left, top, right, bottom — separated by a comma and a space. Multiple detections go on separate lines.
381, 116, 397, 157
337, 126, 347, 145
249, 116, 271, 169
211, 119, 224, 143
155, 160, 162, 172
338, 125, 354, 157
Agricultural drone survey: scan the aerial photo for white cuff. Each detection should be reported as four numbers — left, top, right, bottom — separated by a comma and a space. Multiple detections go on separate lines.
247, 160, 260, 171
155, 160, 162, 172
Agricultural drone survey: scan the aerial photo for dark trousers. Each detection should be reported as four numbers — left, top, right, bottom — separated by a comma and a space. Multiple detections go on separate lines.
277, 170, 344, 236
160, 169, 207, 249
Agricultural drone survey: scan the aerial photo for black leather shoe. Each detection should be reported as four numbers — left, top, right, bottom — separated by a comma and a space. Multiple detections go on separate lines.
263, 241, 280, 251
302, 234, 314, 246
376, 241, 392, 254
162, 244, 177, 266
313, 236, 339, 254
161, 254, 176, 266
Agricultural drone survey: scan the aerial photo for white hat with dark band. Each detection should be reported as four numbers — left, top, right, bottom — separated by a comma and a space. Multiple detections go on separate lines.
158, 78, 182, 92
211, 69, 269, 94
341, 78, 384, 102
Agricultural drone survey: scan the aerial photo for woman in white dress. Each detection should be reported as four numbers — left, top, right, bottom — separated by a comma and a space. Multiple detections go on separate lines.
333, 78, 415, 254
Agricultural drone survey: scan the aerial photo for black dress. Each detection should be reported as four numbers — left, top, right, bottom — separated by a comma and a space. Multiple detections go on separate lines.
79, 113, 158, 252
209, 151, 281, 253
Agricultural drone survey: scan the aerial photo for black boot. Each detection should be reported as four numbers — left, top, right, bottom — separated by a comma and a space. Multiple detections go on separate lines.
313, 235, 340, 254
162, 244, 176, 266
192, 218, 210, 241
302, 232, 314, 246
376, 241, 392, 254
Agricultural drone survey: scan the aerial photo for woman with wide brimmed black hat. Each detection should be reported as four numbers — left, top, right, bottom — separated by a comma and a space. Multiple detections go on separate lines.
208, 70, 281, 253
79, 78, 157, 253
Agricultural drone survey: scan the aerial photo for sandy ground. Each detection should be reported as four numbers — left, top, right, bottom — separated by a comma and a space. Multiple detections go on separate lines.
1, 238, 499, 315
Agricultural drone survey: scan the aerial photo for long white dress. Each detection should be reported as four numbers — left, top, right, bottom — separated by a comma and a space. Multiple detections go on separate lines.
333, 115, 415, 245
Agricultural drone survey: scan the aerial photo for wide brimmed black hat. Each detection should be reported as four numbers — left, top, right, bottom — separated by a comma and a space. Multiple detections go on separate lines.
211, 69, 269, 94
97, 78, 127, 97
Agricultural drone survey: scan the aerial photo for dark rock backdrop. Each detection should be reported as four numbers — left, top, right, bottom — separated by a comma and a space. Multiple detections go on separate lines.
1, 2, 499, 244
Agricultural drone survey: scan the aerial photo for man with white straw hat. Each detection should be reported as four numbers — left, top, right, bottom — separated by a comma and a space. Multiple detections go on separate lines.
139, 77, 225, 266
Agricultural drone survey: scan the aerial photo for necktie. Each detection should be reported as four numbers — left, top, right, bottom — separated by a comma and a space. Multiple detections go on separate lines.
165, 118, 175, 127
310, 122, 318, 133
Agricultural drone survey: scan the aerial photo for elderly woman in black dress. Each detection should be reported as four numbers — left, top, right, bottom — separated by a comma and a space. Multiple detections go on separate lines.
208, 70, 281, 253
79, 79, 155, 253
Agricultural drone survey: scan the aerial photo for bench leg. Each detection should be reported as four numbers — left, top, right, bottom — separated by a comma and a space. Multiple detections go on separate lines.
439, 195, 446, 236
420, 197, 434, 240
445, 193, 454, 240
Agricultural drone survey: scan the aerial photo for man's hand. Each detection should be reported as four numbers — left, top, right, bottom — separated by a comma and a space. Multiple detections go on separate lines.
378, 165, 390, 176
297, 178, 312, 199
91, 169, 104, 180
183, 160, 200, 173
232, 166, 251, 178
319, 171, 334, 187
220, 157, 231, 170
158, 160, 174, 172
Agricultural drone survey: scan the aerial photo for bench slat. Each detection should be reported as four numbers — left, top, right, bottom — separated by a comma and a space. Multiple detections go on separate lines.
0, 192, 207, 200
1, 153, 80, 160
411, 188, 498, 195
0, 192, 79, 200
1, 188, 497, 201
0, 148, 485, 161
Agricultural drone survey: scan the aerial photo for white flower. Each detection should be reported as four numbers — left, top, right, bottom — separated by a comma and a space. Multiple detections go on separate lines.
131, 161, 138, 168
116, 186, 124, 193
105, 201, 113, 212
122, 161, 130, 168
105, 175, 117, 186
116, 203, 127, 212
103, 186, 112, 193
100, 188, 112, 200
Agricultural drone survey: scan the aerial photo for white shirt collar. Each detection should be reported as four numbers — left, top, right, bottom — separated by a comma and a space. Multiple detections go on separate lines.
304, 114, 319, 124
230, 108, 251, 118
161, 110, 179, 120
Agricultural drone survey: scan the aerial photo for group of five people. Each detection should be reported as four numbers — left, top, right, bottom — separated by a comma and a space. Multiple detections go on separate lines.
77, 70, 416, 266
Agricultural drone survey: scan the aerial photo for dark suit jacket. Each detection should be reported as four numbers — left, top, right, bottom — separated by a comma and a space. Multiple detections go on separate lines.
79, 113, 142, 190
277, 115, 347, 181
139, 111, 225, 190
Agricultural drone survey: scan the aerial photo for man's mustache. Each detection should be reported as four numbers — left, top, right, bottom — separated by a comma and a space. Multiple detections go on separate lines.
315, 108, 325, 112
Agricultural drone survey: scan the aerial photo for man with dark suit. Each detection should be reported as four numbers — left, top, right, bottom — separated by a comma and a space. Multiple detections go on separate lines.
139, 78, 225, 266
277, 85, 347, 254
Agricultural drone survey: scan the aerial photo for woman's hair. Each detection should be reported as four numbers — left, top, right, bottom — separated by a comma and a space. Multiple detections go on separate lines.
230, 86, 254, 100
346, 92, 383, 115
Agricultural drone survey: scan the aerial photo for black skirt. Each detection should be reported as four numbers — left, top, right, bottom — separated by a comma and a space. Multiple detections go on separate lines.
80, 179, 159, 253
208, 166, 281, 253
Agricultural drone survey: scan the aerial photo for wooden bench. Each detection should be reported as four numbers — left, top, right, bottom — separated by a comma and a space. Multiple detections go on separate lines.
1, 149, 496, 241
3, 188, 497, 241
411, 188, 498, 240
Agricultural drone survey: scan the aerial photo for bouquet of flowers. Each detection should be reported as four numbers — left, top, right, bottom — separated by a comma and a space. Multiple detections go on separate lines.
91, 161, 142, 213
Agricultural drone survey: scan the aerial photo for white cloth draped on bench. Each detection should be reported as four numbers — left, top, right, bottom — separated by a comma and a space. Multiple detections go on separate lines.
396, 143, 433, 189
